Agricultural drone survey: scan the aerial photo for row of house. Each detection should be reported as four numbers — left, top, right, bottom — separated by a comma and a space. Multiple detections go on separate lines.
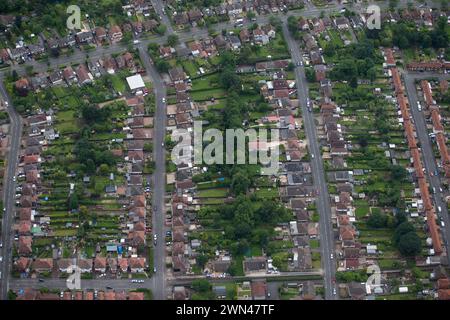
169, 0, 302, 26
385, 48, 443, 257
14, 52, 138, 96
420, 80, 450, 178
14, 110, 52, 268
15, 288, 145, 300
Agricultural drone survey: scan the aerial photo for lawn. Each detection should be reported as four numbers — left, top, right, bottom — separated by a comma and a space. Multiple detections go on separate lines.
110, 74, 127, 93
191, 88, 227, 101
197, 188, 229, 198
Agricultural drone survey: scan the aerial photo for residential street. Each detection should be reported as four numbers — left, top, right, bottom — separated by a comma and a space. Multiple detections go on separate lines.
282, 25, 336, 300
0, 76, 23, 299
137, 44, 168, 300
403, 72, 450, 264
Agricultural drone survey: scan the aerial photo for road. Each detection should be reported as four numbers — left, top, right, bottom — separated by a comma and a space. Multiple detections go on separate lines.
0, 75, 23, 299
403, 72, 450, 265
137, 44, 168, 300
282, 24, 336, 299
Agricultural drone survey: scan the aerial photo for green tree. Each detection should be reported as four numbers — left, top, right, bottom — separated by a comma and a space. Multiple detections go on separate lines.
167, 34, 179, 47
367, 211, 387, 228
397, 232, 421, 256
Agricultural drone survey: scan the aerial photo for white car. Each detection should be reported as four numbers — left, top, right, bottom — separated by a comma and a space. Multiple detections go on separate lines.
311, 154, 315, 159
13, 176, 16, 182
0, 256, 2, 262
162, 97, 166, 103
333, 288, 337, 295
330, 253, 334, 259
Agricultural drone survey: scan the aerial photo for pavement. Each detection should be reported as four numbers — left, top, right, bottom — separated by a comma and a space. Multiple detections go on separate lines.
0, 76, 23, 299
282, 24, 336, 300
403, 72, 450, 264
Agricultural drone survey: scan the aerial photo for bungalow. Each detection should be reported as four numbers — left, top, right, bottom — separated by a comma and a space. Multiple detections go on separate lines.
118, 258, 128, 273
169, 67, 187, 84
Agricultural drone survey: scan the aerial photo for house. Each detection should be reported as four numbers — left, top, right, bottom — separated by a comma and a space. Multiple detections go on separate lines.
129, 257, 146, 273
229, 36, 241, 51
15, 257, 31, 273
173, 286, 187, 300
187, 9, 203, 23
109, 25, 123, 42
168, 67, 186, 84
58, 259, 74, 273
19, 236, 32, 255
32, 258, 54, 272
118, 258, 128, 273
15, 77, 31, 96
173, 12, 189, 25
77, 259, 93, 273
49, 70, 63, 85
251, 280, 267, 300
62, 66, 77, 84
95, 27, 107, 42
243, 257, 267, 274
76, 31, 93, 44
335, 16, 350, 29
76, 64, 93, 85
94, 256, 107, 273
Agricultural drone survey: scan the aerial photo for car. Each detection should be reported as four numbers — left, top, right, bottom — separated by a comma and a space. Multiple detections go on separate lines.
440, 187, 443, 192
154, 240, 157, 246
133, 39, 140, 44
311, 154, 315, 159
153, 267, 157, 273
106, 286, 113, 290
0, 242, 2, 248
330, 253, 334, 259
441, 221, 445, 227
38, 278, 44, 282
438, 206, 442, 213
162, 97, 166, 103
12, 176, 16, 182
0, 256, 2, 262
161, 142, 164, 147
153, 234, 157, 241
333, 288, 337, 295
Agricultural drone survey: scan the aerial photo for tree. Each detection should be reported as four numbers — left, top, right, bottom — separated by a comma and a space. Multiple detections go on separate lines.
155, 24, 167, 35
394, 221, 415, 245
247, 11, 256, 20
68, 193, 79, 211
99, 163, 109, 175
367, 212, 387, 228
167, 34, 179, 47
231, 171, 251, 195
196, 254, 208, 268
397, 232, 421, 256
219, 67, 241, 91
390, 165, 407, 182
155, 59, 170, 73
192, 279, 211, 293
